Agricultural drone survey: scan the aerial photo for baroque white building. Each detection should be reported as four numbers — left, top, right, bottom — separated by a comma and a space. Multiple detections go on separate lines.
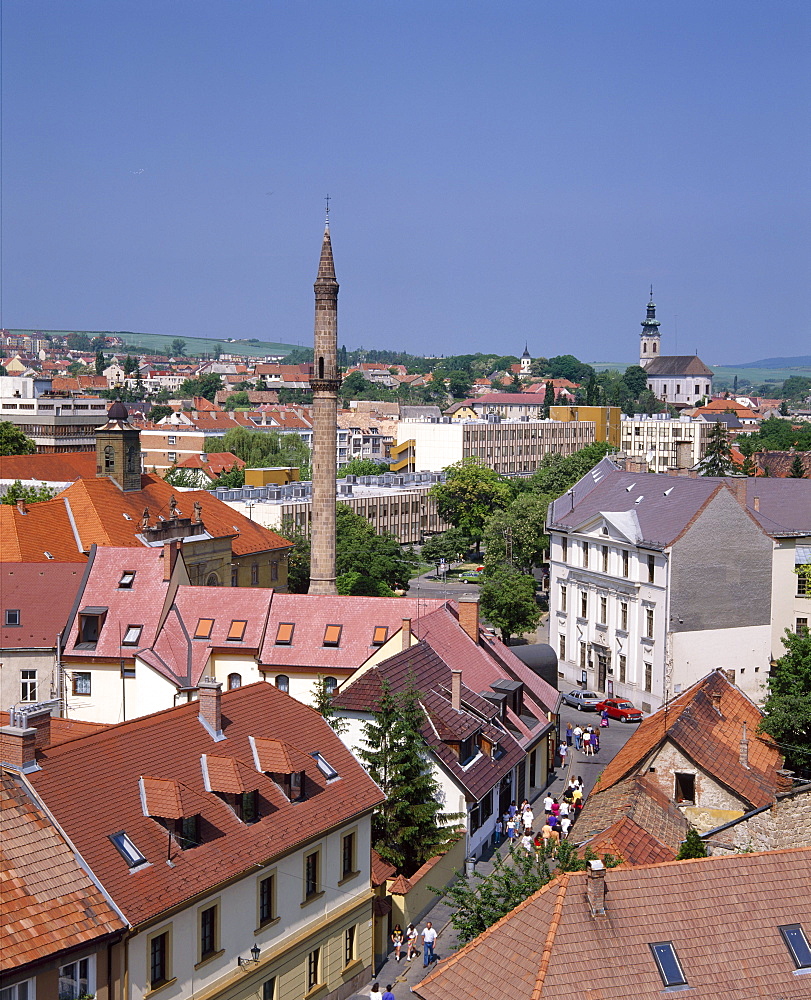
638, 294, 714, 408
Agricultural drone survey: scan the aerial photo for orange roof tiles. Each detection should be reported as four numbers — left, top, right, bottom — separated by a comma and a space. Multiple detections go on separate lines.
0, 770, 124, 972
0, 450, 96, 482
252, 738, 295, 774
140, 776, 185, 819
0, 498, 85, 562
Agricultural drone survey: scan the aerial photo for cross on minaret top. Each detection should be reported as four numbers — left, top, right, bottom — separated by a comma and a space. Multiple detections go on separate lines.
325, 194, 331, 227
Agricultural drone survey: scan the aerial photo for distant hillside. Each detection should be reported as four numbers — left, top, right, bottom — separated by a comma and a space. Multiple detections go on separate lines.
734, 356, 811, 368
8, 328, 300, 358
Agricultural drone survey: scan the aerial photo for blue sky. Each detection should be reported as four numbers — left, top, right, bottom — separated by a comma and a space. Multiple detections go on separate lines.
2, 1, 809, 363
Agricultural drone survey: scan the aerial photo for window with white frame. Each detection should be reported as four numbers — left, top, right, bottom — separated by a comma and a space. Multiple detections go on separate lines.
580, 591, 588, 619
620, 602, 628, 631
601, 545, 608, 572
58, 956, 92, 999
20, 670, 37, 702
0, 979, 34, 1000
645, 608, 655, 639
559, 634, 566, 661
560, 585, 567, 613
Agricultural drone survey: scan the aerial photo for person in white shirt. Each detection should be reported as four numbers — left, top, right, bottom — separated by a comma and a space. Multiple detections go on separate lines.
559, 800, 570, 817
543, 794, 554, 814
422, 921, 438, 967
406, 924, 418, 961
560, 815, 572, 837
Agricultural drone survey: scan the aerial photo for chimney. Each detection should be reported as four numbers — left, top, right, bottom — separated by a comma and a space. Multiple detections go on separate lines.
724, 477, 747, 506
401, 618, 412, 651
753, 496, 760, 512
0, 712, 40, 772
163, 539, 181, 581
18, 702, 59, 750
451, 669, 462, 712
198, 676, 224, 739
458, 596, 480, 644
739, 722, 750, 770
586, 859, 606, 916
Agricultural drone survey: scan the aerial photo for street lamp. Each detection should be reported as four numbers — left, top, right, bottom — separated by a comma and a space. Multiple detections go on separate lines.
238, 943, 261, 968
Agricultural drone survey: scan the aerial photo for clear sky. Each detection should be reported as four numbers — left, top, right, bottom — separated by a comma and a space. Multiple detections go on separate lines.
2, 1, 809, 363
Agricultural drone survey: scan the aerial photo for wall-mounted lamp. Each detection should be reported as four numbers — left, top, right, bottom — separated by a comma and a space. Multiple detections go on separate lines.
238, 943, 261, 968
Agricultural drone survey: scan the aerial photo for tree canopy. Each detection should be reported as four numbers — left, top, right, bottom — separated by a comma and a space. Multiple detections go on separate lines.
479, 565, 541, 644
759, 628, 811, 773
420, 526, 470, 566
178, 373, 223, 401
337, 458, 391, 478
211, 427, 311, 478
170, 338, 187, 357
701, 421, 734, 476
482, 492, 551, 573
1, 480, 56, 505
430, 458, 513, 549
0, 422, 36, 456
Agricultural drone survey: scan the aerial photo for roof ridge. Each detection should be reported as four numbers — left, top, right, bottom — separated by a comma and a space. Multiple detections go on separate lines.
532, 876, 570, 1000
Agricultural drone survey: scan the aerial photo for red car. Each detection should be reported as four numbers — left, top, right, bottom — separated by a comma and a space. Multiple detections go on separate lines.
594, 698, 643, 723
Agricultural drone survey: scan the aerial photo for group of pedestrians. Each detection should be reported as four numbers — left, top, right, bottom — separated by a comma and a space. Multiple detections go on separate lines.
390, 921, 438, 969
564, 720, 605, 756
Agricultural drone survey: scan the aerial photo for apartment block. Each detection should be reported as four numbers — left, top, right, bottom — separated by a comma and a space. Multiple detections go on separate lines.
621, 414, 711, 472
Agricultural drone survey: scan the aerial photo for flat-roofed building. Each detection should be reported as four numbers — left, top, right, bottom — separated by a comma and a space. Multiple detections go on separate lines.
621, 414, 711, 472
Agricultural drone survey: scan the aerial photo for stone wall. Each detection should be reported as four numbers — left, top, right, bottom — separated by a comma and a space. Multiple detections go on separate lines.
704, 784, 811, 855
648, 740, 747, 832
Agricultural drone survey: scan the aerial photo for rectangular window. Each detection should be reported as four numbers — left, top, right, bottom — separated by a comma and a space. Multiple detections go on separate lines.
674, 772, 695, 804
177, 814, 200, 848
1, 980, 33, 999
372, 625, 388, 645
646, 608, 654, 639
559, 634, 566, 661
580, 642, 587, 669
231, 567, 239, 587
796, 618, 809, 636
307, 948, 321, 991
4, 608, 20, 626
72, 671, 91, 696
647, 554, 655, 584
304, 850, 320, 899
580, 591, 588, 619
20, 669, 37, 702
780, 924, 811, 969
275, 622, 294, 645
110, 831, 146, 868
78, 612, 104, 645
560, 585, 567, 613
323, 624, 342, 647
150, 931, 169, 989
200, 904, 217, 960
601, 545, 608, 572
195, 618, 214, 639
345, 925, 356, 966
259, 873, 276, 925
582, 542, 589, 568
599, 596, 607, 625
167, 452, 176, 463
622, 550, 629, 577
561, 537, 568, 563
118, 571, 136, 589
227, 619, 247, 641
619, 654, 627, 684
342, 831, 356, 879
251, 563, 259, 585
271, 560, 278, 581
644, 662, 652, 692
58, 957, 90, 999
263, 978, 277, 1000
798, 574, 809, 597
650, 942, 687, 987
620, 602, 628, 631
122, 624, 143, 645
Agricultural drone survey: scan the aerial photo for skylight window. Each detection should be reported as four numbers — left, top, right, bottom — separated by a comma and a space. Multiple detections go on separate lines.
44, 551, 54, 560
649, 942, 687, 987
275, 623, 294, 645
122, 624, 143, 646
227, 620, 248, 641
122, 512, 133, 521
372, 626, 388, 646
780, 924, 811, 970
118, 571, 136, 589
323, 624, 342, 647
195, 618, 214, 639
110, 831, 147, 868
313, 752, 339, 780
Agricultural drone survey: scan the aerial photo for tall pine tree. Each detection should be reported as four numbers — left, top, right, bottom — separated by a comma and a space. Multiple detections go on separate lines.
702, 420, 734, 476
789, 454, 807, 478
359, 676, 462, 875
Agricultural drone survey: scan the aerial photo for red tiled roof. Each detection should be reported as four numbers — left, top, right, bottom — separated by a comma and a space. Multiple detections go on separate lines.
29, 682, 384, 926
0, 498, 85, 562
0, 713, 107, 748
0, 563, 86, 648
371, 848, 397, 887
0, 451, 96, 482
0, 770, 125, 972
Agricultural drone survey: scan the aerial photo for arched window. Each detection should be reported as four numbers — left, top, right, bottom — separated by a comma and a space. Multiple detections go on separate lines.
642, 343, 647, 353
324, 676, 338, 694
206, 573, 220, 587
104, 445, 115, 471
653, 342, 658, 354
275, 674, 289, 693
228, 673, 242, 690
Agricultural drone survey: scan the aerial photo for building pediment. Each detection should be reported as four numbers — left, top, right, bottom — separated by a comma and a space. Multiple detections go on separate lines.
569, 510, 642, 545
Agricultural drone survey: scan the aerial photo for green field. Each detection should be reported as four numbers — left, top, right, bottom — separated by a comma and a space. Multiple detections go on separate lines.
9, 329, 299, 359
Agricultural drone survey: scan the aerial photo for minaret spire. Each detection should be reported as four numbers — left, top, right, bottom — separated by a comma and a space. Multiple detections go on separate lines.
308, 210, 340, 595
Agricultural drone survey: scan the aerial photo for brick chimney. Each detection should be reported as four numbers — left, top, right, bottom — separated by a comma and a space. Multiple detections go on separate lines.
458, 597, 480, 645
451, 669, 462, 712
17, 702, 59, 750
586, 859, 606, 916
198, 677, 224, 740
724, 478, 747, 506
623, 456, 648, 474
163, 539, 181, 581
0, 712, 40, 772
401, 618, 412, 651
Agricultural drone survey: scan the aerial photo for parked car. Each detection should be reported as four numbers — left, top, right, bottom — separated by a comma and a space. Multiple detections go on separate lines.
594, 698, 644, 723
560, 690, 601, 711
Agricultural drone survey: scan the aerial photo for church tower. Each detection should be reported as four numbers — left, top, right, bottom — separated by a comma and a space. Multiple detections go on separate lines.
308, 212, 340, 595
639, 287, 661, 369
520, 343, 532, 375
95, 400, 142, 492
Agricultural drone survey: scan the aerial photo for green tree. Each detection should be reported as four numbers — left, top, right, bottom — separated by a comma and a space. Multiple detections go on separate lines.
759, 629, 811, 772
148, 404, 174, 423
358, 678, 462, 875
782, 375, 811, 401
446, 369, 473, 399
163, 465, 208, 488
209, 463, 246, 490
524, 442, 615, 499
702, 421, 734, 476
341, 370, 371, 397
224, 391, 250, 410
621, 364, 649, 398
2, 480, 56, 505
547, 354, 593, 383
123, 354, 138, 376
179, 373, 223, 402
279, 522, 311, 593
337, 458, 391, 478
213, 427, 311, 479
509, 372, 523, 393
420, 526, 470, 566
0, 422, 36, 456
542, 380, 555, 418
95, 349, 105, 376
311, 676, 347, 734
529, 358, 549, 378
676, 828, 708, 859
482, 492, 551, 572
479, 566, 541, 644
430, 458, 513, 551
789, 454, 807, 478
335, 504, 416, 592
336, 571, 396, 598
171, 338, 187, 357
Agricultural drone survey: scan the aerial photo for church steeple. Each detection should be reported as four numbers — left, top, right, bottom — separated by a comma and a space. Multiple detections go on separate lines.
639, 286, 661, 369
95, 400, 142, 492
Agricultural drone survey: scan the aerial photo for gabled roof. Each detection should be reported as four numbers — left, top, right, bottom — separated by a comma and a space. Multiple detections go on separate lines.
415, 848, 811, 1000
0, 563, 86, 648
0, 769, 125, 973
736, 477, 811, 534
28, 682, 384, 926
596, 670, 786, 810
644, 355, 714, 377
0, 498, 85, 562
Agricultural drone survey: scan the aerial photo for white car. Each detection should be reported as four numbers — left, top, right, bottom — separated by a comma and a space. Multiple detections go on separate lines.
560, 690, 601, 711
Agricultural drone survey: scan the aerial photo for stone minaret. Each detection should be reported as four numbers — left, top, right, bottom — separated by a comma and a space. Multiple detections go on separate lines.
639, 286, 661, 369
308, 214, 340, 595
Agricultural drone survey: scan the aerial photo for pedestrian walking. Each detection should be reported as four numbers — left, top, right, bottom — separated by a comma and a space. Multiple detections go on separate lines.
559, 799, 570, 818
601, 708, 610, 728
391, 924, 404, 962
371, 984, 382, 1000
559, 742, 568, 765
382, 987, 396, 1000
406, 924, 419, 961
551, 798, 560, 818
494, 818, 503, 845
521, 831, 534, 852
422, 922, 438, 967
583, 729, 593, 756
506, 817, 517, 844
592, 728, 600, 753
566, 722, 574, 746
541, 822, 552, 846
573, 725, 583, 751
508, 800, 518, 819
543, 793, 554, 815
560, 815, 572, 837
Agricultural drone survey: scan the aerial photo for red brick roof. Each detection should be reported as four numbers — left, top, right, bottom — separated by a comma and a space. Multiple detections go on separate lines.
415, 848, 811, 1000
28, 682, 384, 926
0, 563, 86, 648
0, 498, 85, 562
371, 848, 397, 887
0, 451, 96, 482
0, 769, 125, 972
0, 713, 107, 747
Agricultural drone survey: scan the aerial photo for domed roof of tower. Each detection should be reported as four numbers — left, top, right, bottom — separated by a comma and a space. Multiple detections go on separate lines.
107, 400, 130, 422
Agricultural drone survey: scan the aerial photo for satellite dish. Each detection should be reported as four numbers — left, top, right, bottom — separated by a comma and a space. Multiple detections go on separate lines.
645, 450, 655, 464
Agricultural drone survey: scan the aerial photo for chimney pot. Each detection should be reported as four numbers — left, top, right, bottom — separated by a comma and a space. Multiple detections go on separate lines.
198, 676, 223, 739
451, 669, 462, 712
586, 859, 606, 916
458, 597, 480, 645
753, 496, 760, 512
401, 618, 412, 651
0, 720, 39, 772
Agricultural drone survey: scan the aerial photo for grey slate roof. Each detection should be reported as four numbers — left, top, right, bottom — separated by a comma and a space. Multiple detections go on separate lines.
741, 478, 811, 535
644, 355, 714, 377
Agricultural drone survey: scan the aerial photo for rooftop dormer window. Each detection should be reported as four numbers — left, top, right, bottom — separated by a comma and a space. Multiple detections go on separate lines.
227, 619, 247, 641
372, 626, 388, 646
118, 571, 136, 588
77, 607, 107, 649
122, 624, 143, 646
275, 622, 294, 645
